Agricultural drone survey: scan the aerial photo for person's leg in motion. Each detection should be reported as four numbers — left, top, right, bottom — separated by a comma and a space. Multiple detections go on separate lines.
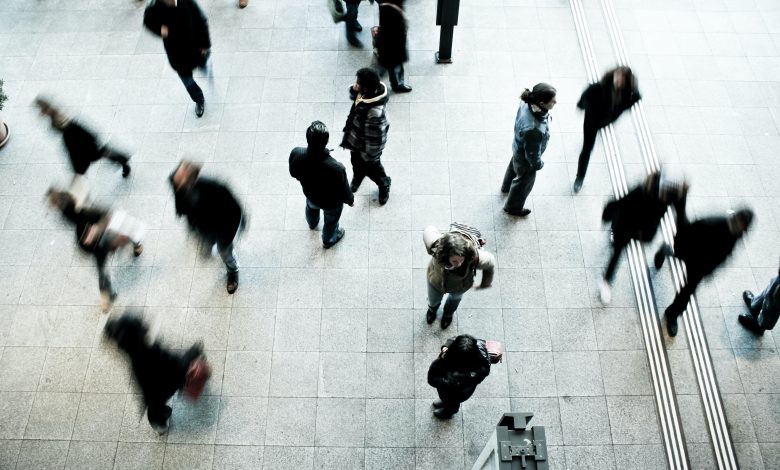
177, 71, 205, 117
344, 2, 362, 47
426, 280, 445, 324
321, 204, 345, 248
501, 158, 516, 193
665, 273, 701, 337
96, 256, 116, 312
350, 151, 367, 193
147, 402, 173, 434
440, 291, 464, 329
601, 238, 628, 304
100, 145, 132, 178
504, 156, 536, 216
362, 157, 391, 204
740, 277, 777, 334
217, 241, 239, 294
574, 119, 599, 193
305, 199, 320, 230
433, 399, 460, 419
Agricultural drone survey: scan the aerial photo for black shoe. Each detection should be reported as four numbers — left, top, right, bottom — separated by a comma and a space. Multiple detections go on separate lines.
500, 186, 509, 194
355, 21, 363, 32
504, 208, 531, 217
350, 179, 361, 193
378, 178, 391, 205
432, 400, 444, 409
227, 271, 239, 294
573, 177, 583, 194
433, 407, 455, 419
743, 290, 754, 307
426, 306, 438, 324
323, 228, 345, 249
122, 165, 131, 178
441, 313, 454, 329
654, 244, 671, 269
392, 84, 412, 93
195, 102, 205, 118
347, 35, 363, 48
666, 313, 678, 337
738, 313, 765, 335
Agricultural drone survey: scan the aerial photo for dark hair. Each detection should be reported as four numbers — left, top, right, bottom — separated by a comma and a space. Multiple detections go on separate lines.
432, 232, 477, 268
306, 121, 329, 150
104, 312, 149, 351
520, 83, 557, 105
46, 188, 76, 213
602, 65, 635, 91
732, 208, 754, 232
356, 67, 381, 94
442, 334, 489, 371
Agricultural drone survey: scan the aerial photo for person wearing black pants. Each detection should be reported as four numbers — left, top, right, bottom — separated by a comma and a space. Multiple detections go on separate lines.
574, 66, 641, 193
376, 0, 412, 93
144, 0, 211, 117
345, 0, 370, 47
740, 267, 780, 335
427, 335, 492, 419
655, 209, 754, 337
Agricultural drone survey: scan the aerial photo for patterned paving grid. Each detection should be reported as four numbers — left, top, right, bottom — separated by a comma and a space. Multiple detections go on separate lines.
0, 0, 777, 469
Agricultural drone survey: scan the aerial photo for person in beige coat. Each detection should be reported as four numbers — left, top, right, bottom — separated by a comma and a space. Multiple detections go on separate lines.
424, 225, 495, 329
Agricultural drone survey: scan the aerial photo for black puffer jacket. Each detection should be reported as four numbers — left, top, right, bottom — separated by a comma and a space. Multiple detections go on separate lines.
171, 176, 243, 246
289, 147, 354, 209
143, 0, 211, 74
427, 337, 491, 404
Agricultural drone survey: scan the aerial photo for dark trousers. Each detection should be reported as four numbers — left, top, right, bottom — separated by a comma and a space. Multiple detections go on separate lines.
604, 238, 629, 283
351, 151, 390, 189
436, 387, 476, 418
96, 255, 115, 298
305, 200, 344, 245
178, 71, 205, 104
345, 3, 360, 36
148, 403, 172, 429
145, 344, 201, 428
577, 119, 600, 181
502, 154, 536, 211
748, 276, 780, 330
387, 64, 405, 89
99, 145, 131, 171
666, 270, 705, 320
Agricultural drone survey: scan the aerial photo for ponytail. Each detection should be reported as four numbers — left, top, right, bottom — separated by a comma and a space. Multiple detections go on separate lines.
520, 83, 557, 105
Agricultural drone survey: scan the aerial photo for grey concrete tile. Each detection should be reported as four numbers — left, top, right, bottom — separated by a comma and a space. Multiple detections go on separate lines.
72, 393, 126, 441
600, 350, 653, 396
591, 307, 644, 350
314, 447, 364, 470
554, 351, 605, 397
612, 445, 668, 470
322, 270, 369, 309
273, 308, 321, 352
544, 268, 591, 309
227, 308, 275, 351
264, 397, 316, 446
414, 398, 464, 448
163, 444, 214, 470
735, 348, 780, 393
365, 399, 415, 447
500, 268, 547, 309
368, 268, 413, 309
319, 352, 366, 398
0, 392, 34, 439
733, 443, 766, 470
507, 351, 557, 398
366, 353, 414, 399
415, 447, 464, 470
118, 393, 167, 444
688, 443, 717, 470
16, 439, 70, 470
503, 308, 552, 352
269, 351, 319, 398
216, 396, 268, 446
166, 395, 220, 445
222, 351, 271, 396
678, 394, 711, 444
564, 445, 616, 470
607, 395, 662, 445
0, 346, 46, 392
461, 397, 510, 450
276, 268, 322, 308
722, 393, 758, 443
746, 394, 780, 443
548, 308, 597, 351
182, 308, 230, 351
667, 349, 699, 396
366, 309, 413, 353
212, 445, 264, 470
365, 447, 414, 470
24, 391, 80, 439
559, 396, 612, 445
760, 443, 780, 470
65, 441, 117, 470
315, 398, 365, 447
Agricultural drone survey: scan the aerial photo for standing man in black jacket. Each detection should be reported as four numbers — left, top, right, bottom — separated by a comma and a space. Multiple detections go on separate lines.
170, 160, 244, 294
290, 121, 354, 249
655, 209, 754, 337
144, 0, 211, 117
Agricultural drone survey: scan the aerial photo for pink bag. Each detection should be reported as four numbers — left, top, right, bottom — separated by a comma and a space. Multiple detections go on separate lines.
486, 340, 504, 364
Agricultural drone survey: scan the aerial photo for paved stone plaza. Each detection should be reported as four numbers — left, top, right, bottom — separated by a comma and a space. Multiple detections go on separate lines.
0, 0, 778, 468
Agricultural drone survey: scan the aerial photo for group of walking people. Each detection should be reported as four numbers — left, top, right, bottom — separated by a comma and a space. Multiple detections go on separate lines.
18, 0, 777, 435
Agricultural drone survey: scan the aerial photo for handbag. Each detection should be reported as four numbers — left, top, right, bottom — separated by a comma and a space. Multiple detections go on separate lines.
485, 340, 504, 364
182, 355, 212, 401
328, 0, 346, 23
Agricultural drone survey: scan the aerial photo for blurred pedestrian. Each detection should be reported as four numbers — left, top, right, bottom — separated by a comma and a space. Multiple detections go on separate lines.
47, 189, 145, 312
105, 312, 210, 434
501, 83, 557, 217
341, 68, 392, 205
35, 97, 132, 178
423, 225, 494, 329
345, 0, 373, 47
427, 334, 491, 419
573, 66, 641, 193
599, 170, 687, 303
656, 209, 754, 337
290, 121, 354, 248
144, 0, 211, 117
740, 266, 780, 335
376, 0, 411, 93
169, 160, 244, 293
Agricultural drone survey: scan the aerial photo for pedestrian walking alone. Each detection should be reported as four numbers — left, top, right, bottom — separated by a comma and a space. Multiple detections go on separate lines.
427, 334, 492, 419
740, 265, 780, 335
656, 209, 754, 337
375, 0, 412, 93
144, 0, 211, 117
501, 84, 557, 217
341, 68, 392, 205
169, 160, 244, 293
47, 189, 145, 312
290, 121, 354, 248
599, 170, 687, 303
423, 225, 495, 329
105, 312, 210, 434
344, 0, 372, 47
35, 97, 132, 178
573, 66, 641, 193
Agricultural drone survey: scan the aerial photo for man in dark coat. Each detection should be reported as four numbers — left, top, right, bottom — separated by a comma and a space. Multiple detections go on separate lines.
345, 0, 372, 47
376, 0, 411, 93
599, 171, 687, 304
170, 160, 244, 293
105, 312, 206, 434
740, 266, 780, 335
574, 66, 641, 193
341, 68, 392, 205
656, 209, 754, 337
35, 97, 131, 178
427, 335, 491, 419
290, 121, 354, 249
144, 0, 211, 117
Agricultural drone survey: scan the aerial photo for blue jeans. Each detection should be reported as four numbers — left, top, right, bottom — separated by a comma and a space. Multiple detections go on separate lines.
305, 200, 343, 245
427, 281, 464, 316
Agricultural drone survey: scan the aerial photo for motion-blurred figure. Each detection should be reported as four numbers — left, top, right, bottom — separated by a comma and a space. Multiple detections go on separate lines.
656, 209, 754, 337
740, 266, 780, 335
105, 312, 210, 434
35, 97, 132, 179
376, 0, 411, 93
169, 160, 244, 293
344, 0, 372, 47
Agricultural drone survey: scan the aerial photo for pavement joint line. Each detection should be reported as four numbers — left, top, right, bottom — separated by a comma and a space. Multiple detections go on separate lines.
569, 0, 688, 468
599, 0, 738, 467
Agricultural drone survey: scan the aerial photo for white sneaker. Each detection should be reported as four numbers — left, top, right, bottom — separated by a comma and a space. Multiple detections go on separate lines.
100, 292, 114, 313
599, 280, 612, 305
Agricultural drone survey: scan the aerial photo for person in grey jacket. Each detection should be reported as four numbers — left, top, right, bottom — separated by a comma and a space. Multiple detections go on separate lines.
424, 225, 495, 329
740, 266, 780, 335
501, 83, 557, 216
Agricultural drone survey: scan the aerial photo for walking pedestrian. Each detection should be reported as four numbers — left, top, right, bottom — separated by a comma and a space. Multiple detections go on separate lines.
104, 312, 210, 434
289, 121, 354, 248
423, 225, 495, 329
341, 68, 392, 205
599, 170, 687, 303
47, 189, 145, 312
655, 209, 754, 337
344, 0, 372, 47
740, 265, 780, 335
35, 97, 132, 178
169, 160, 244, 294
427, 334, 492, 419
501, 83, 557, 217
144, 0, 211, 117
376, 0, 412, 93
573, 66, 641, 193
